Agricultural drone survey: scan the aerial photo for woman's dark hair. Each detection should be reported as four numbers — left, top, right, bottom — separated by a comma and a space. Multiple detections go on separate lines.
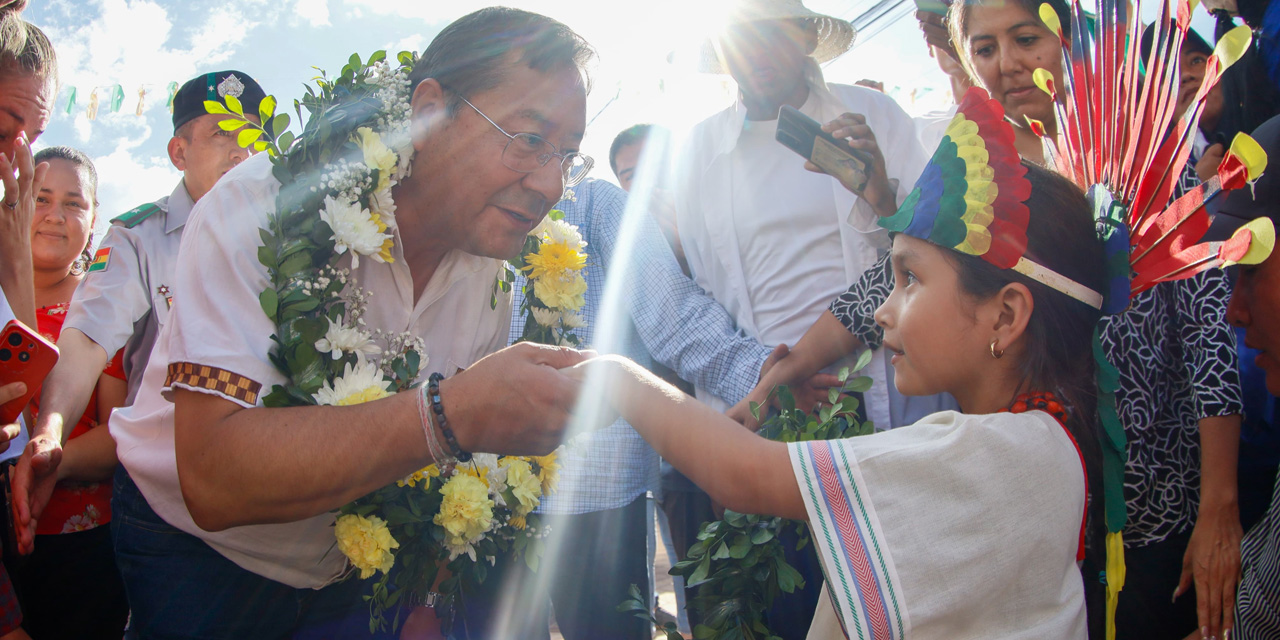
0, 11, 56, 87
408, 7, 595, 115
947, 0, 1069, 82
33, 146, 98, 269
944, 161, 1105, 549
34, 146, 98, 203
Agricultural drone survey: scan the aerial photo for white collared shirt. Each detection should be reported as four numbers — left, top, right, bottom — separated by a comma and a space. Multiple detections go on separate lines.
674, 60, 934, 428
109, 153, 511, 589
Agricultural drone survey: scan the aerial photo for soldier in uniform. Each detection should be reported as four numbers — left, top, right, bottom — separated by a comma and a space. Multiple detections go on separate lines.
10, 70, 268, 555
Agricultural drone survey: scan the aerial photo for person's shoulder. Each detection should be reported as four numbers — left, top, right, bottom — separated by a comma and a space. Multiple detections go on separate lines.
573, 179, 626, 210
189, 154, 280, 230
110, 196, 169, 229
828, 83, 911, 119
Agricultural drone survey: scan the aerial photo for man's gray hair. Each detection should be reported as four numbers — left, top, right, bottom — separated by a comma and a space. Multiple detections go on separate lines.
408, 7, 595, 114
0, 10, 57, 87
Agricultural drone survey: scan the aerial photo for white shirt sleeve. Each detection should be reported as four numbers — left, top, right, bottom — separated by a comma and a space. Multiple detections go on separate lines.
161, 164, 283, 409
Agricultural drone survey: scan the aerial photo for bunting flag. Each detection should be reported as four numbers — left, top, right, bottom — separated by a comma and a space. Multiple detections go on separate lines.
63, 86, 76, 116
108, 84, 124, 113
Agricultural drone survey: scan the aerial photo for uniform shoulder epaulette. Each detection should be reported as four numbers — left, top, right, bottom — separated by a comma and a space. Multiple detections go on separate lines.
111, 203, 162, 228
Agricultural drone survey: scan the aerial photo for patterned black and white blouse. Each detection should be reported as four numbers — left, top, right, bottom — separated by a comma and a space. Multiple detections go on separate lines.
829, 243, 1243, 548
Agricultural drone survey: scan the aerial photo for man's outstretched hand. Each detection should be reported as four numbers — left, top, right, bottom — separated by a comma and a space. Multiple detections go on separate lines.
441, 342, 591, 456
12, 432, 62, 555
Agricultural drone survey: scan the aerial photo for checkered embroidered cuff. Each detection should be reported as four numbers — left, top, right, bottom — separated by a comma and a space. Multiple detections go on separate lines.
166, 362, 263, 406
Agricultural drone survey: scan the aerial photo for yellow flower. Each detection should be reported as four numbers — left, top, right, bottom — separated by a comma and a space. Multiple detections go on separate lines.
370, 213, 395, 264
356, 127, 398, 189
509, 515, 527, 530
533, 272, 587, 311
397, 464, 441, 488
530, 452, 561, 495
335, 514, 399, 580
435, 474, 495, 559
500, 457, 542, 515
523, 242, 586, 282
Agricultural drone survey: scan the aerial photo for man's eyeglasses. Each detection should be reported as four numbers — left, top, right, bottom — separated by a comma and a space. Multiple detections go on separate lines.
455, 94, 594, 189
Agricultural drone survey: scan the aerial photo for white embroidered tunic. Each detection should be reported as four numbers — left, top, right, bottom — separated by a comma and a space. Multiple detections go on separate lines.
789, 410, 1088, 639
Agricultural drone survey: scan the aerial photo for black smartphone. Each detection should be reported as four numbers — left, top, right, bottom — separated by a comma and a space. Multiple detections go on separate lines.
776, 105, 872, 194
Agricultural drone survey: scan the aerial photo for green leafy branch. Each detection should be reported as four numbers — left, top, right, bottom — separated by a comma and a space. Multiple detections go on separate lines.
205, 93, 293, 157
620, 352, 877, 640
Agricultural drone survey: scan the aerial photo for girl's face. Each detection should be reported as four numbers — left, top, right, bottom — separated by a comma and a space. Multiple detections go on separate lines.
963, 3, 1064, 129
31, 158, 95, 273
874, 234, 1000, 404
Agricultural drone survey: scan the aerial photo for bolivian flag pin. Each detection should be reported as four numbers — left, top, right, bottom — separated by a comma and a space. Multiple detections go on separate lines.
87, 247, 112, 273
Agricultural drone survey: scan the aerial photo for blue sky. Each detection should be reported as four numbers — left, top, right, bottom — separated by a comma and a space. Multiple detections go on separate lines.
23, 0, 1217, 231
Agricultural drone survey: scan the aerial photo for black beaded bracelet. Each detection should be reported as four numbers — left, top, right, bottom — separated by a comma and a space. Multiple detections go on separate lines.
427, 373, 471, 463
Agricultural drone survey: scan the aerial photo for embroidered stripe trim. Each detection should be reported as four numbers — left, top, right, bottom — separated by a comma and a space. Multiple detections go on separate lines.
166, 362, 263, 405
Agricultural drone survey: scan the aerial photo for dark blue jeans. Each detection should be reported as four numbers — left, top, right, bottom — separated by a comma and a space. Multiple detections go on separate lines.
111, 467, 394, 639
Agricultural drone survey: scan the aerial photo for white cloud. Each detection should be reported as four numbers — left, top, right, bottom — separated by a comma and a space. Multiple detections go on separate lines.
292, 0, 330, 27
91, 135, 180, 234
387, 33, 425, 56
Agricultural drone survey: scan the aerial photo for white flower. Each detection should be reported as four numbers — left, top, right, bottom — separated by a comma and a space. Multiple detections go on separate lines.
561, 310, 586, 329
540, 218, 587, 252
314, 317, 381, 361
369, 184, 396, 219
319, 194, 393, 268
530, 306, 560, 327
312, 361, 392, 406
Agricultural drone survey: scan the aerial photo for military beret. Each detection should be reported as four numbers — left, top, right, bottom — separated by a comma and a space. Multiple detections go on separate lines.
172, 70, 267, 134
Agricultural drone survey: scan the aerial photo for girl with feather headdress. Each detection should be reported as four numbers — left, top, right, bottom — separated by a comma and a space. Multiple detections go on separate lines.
728, 1, 1271, 637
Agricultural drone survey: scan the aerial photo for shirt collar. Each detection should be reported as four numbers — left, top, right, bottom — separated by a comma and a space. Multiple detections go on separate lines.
708, 58, 843, 159
166, 179, 197, 235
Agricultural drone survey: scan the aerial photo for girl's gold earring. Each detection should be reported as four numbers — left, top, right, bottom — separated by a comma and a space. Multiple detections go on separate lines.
989, 339, 1004, 359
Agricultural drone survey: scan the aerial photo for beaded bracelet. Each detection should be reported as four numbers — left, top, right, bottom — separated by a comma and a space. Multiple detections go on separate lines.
415, 382, 452, 464
427, 373, 472, 463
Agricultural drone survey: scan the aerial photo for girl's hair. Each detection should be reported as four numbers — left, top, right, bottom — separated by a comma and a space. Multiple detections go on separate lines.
947, 0, 1070, 82
943, 161, 1105, 547
33, 146, 98, 270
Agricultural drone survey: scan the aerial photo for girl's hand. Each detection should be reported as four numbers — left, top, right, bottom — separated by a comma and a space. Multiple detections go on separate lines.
1176, 500, 1242, 640
805, 113, 898, 217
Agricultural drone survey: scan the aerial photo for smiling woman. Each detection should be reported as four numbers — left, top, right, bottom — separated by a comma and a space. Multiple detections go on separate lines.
17, 146, 130, 640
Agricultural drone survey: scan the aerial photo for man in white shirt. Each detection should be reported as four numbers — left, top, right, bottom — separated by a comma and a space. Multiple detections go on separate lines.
40, 9, 596, 638
672, 1, 950, 635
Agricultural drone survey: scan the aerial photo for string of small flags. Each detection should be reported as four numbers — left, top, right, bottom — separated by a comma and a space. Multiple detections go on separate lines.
63, 81, 180, 120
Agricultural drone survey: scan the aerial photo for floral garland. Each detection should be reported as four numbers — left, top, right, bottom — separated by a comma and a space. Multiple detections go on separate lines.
212, 50, 572, 633
499, 206, 589, 346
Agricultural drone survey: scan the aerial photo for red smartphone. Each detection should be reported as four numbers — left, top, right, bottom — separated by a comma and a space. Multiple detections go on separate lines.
0, 319, 59, 425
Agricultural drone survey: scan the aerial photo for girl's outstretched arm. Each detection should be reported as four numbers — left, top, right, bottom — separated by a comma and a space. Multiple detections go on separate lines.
569, 355, 806, 520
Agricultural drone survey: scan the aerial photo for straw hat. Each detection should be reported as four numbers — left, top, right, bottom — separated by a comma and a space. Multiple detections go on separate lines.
698, 0, 858, 73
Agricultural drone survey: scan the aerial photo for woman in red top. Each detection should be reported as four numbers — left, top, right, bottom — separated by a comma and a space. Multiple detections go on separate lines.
10, 146, 127, 639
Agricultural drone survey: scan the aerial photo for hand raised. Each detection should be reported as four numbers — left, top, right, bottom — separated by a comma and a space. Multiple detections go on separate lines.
804, 113, 897, 216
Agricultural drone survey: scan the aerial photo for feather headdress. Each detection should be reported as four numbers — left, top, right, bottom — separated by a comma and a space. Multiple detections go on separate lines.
1030, 1, 1276, 637
881, 87, 1105, 308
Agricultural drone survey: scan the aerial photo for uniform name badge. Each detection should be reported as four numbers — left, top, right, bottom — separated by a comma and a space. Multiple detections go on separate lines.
86, 247, 112, 273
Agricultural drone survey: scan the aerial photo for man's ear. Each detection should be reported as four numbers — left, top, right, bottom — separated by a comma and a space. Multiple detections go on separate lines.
168, 135, 187, 172
409, 78, 449, 153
